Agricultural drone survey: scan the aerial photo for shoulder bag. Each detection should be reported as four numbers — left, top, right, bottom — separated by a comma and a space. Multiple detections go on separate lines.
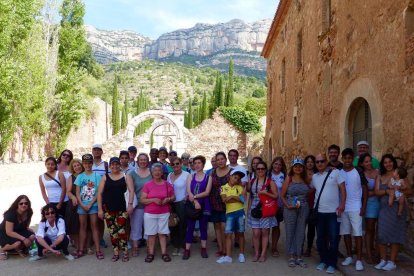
259, 178, 278, 217
308, 169, 332, 225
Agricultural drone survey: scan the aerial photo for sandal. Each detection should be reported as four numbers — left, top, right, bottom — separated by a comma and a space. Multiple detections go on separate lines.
296, 258, 307, 268
161, 254, 171, 262
0, 252, 8, 260
145, 254, 154, 263
16, 250, 27, 257
272, 250, 280, 257
215, 250, 224, 257
132, 247, 139, 257
288, 258, 296, 267
73, 250, 85, 259
96, 251, 104, 260
111, 254, 119, 262
122, 253, 129, 262
252, 255, 260, 262
258, 255, 266, 262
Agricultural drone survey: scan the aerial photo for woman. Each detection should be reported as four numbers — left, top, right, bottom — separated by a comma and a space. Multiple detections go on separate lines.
270, 156, 287, 257
281, 158, 310, 267
0, 195, 35, 260
159, 147, 173, 177
374, 154, 412, 271
249, 156, 263, 182
358, 153, 380, 264
74, 154, 102, 260
183, 155, 212, 260
65, 159, 84, 253
209, 151, 231, 257
167, 157, 191, 256
304, 155, 317, 257
39, 157, 68, 218
98, 157, 135, 262
126, 153, 152, 256
57, 149, 74, 180
140, 163, 175, 263
29, 204, 74, 261
247, 161, 278, 262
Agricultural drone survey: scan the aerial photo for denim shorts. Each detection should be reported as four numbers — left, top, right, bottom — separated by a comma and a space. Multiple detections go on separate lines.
209, 210, 226, 223
225, 209, 245, 234
77, 205, 98, 215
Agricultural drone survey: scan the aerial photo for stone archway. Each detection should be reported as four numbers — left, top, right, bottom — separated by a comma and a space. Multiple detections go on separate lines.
124, 110, 187, 153
339, 78, 384, 157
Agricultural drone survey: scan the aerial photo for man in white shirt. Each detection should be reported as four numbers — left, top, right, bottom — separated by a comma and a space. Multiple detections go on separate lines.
312, 153, 346, 274
227, 149, 248, 187
92, 143, 109, 176
339, 148, 368, 271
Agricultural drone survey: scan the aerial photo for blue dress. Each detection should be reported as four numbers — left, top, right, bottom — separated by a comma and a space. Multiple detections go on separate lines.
365, 176, 380, 218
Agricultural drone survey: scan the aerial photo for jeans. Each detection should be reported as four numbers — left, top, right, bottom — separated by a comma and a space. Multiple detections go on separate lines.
316, 212, 340, 268
36, 235, 70, 256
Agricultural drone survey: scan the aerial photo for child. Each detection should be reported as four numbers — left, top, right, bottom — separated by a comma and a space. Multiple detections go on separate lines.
217, 170, 246, 264
388, 167, 408, 216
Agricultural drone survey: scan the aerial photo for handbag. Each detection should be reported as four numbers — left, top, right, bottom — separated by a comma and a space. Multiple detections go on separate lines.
308, 169, 332, 224
259, 178, 278, 217
185, 200, 202, 219
124, 190, 138, 209
166, 182, 179, 227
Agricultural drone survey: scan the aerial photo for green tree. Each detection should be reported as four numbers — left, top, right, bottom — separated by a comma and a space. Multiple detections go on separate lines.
252, 87, 266, 98
200, 92, 208, 122
187, 98, 193, 129
193, 106, 199, 127
175, 90, 183, 105
111, 75, 120, 134
225, 58, 234, 106
121, 91, 128, 129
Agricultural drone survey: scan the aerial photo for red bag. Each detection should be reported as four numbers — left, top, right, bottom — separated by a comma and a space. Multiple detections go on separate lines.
259, 178, 278, 217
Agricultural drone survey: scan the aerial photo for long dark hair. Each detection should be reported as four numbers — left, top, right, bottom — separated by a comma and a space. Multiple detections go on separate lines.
250, 156, 263, 173
4, 195, 33, 228
57, 149, 73, 165
45, 156, 58, 171
255, 161, 269, 177
40, 204, 58, 223
357, 153, 372, 171
270, 156, 287, 176
304, 155, 317, 173
288, 163, 308, 184
380, 154, 398, 176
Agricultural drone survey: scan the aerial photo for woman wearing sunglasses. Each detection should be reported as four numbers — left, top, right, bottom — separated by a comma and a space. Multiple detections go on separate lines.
167, 157, 191, 256
57, 149, 74, 180
0, 195, 35, 260
29, 204, 74, 261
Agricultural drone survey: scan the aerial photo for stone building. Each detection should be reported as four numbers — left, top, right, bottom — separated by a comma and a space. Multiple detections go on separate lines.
262, 0, 414, 163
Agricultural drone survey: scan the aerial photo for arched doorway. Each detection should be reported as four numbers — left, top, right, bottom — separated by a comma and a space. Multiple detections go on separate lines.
348, 98, 372, 152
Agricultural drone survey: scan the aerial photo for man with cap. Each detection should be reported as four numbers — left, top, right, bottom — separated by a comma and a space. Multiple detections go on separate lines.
352, 141, 380, 169
91, 144, 109, 176
128, 146, 138, 170
218, 170, 247, 264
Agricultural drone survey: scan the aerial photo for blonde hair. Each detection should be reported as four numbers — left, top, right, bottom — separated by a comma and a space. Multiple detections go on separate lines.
69, 158, 84, 174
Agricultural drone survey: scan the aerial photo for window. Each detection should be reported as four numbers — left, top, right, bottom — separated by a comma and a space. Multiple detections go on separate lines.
322, 0, 332, 33
297, 30, 303, 69
281, 59, 286, 92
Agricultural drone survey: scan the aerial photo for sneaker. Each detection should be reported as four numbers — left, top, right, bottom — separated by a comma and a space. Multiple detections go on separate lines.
238, 254, 246, 263
29, 255, 43, 262
382, 261, 397, 271
341, 256, 353, 266
316, 262, 327, 271
64, 254, 75, 261
216, 256, 232, 264
355, 260, 364, 271
374, 259, 387, 270
326, 266, 336, 274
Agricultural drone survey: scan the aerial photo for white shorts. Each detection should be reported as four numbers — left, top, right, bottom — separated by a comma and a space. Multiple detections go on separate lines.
144, 213, 170, 236
340, 211, 363, 236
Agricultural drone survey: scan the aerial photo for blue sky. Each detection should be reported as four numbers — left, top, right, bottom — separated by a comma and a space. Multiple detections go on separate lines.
84, 0, 279, 39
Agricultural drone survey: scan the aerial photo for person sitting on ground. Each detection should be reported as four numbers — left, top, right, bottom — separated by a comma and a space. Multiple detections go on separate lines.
29, 204, 74, 261
388, 167, 408, 216
217, 170, 247, 264
0, 195, 35, 260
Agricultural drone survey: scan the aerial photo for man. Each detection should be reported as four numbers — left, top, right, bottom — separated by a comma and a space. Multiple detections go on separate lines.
352, 141, 380, 169
181, 152, 191, 173
312, 153, 346, 274
327, 144, 343, 170
188, 157, 196, 175
227, 149, 248, 187
127, 146, 137, 170
169, 150, 178, 163
206, 156, 217, 176
149, 148, 159, 168
91, 144, 108, 176
340, 148, 368, 271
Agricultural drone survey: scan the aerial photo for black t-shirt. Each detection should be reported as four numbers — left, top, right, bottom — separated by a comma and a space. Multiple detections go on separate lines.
328, 161, 344, 170
0, 210, 30, 233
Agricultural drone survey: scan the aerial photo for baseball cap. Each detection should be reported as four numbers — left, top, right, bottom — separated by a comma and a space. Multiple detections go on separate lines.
291, 158, 305, 166
230, 170, 245, 179
169, 150, 177, 156
109, 157, 120, 165
82, 154, 93, 162
159, 146, 168, 154
128, 146, 137, 152
357, 140, 369, 147
92, 143, 103, 150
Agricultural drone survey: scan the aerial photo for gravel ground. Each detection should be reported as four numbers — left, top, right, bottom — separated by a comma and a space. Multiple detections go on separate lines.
0, 162, 341, 276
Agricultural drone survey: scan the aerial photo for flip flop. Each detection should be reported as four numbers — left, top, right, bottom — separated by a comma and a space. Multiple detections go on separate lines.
272, 251, 280, 257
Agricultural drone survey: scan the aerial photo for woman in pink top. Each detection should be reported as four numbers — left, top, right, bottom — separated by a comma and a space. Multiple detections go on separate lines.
140, 163, 175, 263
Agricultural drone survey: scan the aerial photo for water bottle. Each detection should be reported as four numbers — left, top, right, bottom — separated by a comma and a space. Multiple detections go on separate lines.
29, 241, 37, 257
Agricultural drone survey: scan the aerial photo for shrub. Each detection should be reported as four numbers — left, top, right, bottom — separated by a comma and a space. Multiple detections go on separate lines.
219, 107, 261, 133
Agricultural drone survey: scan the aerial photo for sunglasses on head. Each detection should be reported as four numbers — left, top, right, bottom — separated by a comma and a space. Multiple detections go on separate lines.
315, 160, 326, 164
45, 211, 55, 216
19, 202, 29, 206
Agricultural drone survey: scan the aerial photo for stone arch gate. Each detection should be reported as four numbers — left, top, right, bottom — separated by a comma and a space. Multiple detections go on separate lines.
123, 109, 189, 154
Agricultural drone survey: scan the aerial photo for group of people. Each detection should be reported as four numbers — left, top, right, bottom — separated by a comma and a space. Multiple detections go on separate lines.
0, 141, 411, 273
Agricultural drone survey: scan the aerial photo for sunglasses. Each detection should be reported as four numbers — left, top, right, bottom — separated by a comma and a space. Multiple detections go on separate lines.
315, 160, 326, 164
62, 153, 71, 158
256, 168, 266, 171
172, 162, 181, 166
19, 202, 29, 206
45, 211, 55, 216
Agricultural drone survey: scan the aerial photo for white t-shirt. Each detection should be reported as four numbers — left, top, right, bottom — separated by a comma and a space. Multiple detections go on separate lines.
167, 171, 190, 202
36, 218, 66, 243
41, 171, 68, 203
271, 172, 285, 207
312, 169, 345, 213
229, 164, 248, 184
92, 160, 109, 176
340, 168, 363, 212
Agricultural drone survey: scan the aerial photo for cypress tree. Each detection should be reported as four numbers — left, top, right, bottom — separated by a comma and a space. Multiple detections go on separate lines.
200, 92, 208, 122
218, 76, 224, 107
213, 72, 220, 110
225, 58, 234, 106
121, 91, 128, 129
193, 106, 199, 127
112, 75, 120, 134
187, 98, 193, 129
